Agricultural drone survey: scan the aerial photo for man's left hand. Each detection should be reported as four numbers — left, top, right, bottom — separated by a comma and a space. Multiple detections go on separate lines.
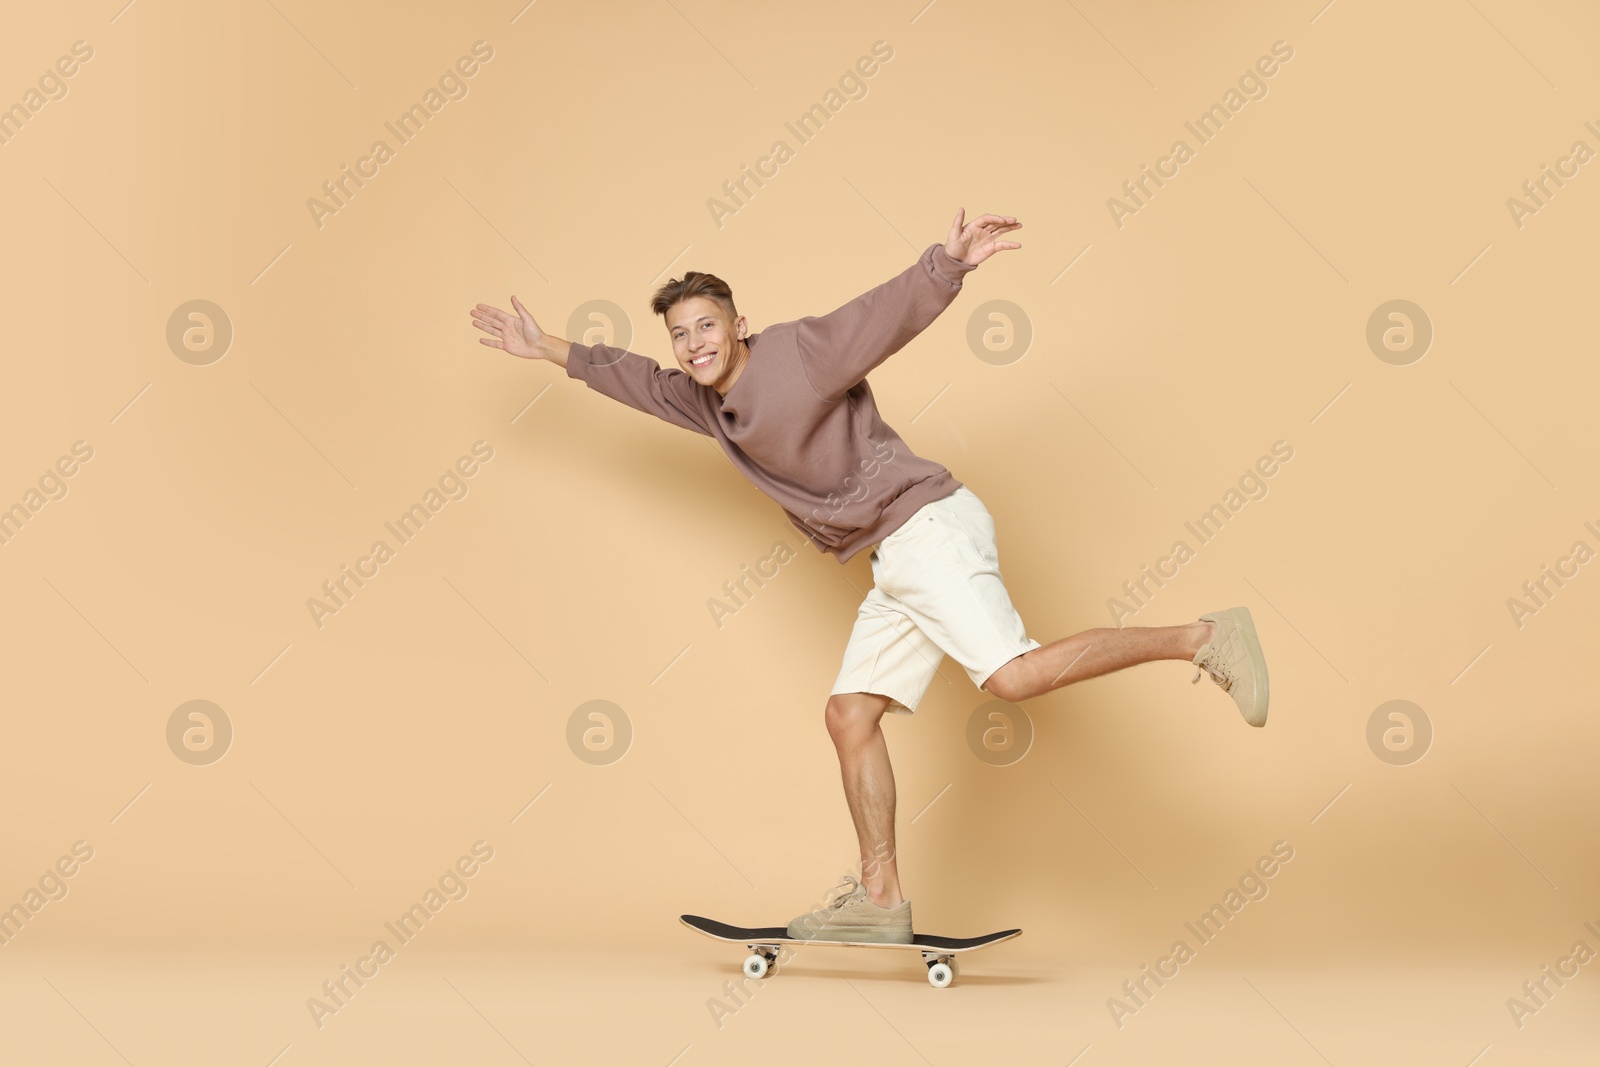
944, 208, 1022, 267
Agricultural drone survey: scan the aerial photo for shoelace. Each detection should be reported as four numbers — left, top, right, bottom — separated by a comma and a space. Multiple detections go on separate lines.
1191, 644, 1235, 691
818, 874, 868, 912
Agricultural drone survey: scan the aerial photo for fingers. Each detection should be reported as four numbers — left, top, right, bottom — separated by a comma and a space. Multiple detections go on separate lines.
471, 305, 512, 350
472, 304, 511, 327
510, 294, 534, 322
970, 214, 1022, 233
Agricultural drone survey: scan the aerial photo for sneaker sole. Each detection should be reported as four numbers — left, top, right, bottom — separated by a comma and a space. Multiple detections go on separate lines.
1226, 606, 1269, 727
787, 925, 913, 944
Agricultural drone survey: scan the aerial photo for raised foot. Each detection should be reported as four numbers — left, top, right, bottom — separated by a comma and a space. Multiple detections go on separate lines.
1191, 606, 1269, 727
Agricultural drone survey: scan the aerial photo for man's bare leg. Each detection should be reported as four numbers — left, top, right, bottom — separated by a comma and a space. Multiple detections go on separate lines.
984, 620, 1216, 704
821, 623, 1218, 908
824, 692, 904, 907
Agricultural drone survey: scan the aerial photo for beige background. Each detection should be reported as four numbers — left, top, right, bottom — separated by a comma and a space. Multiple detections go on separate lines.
2, 0, 1597, 1063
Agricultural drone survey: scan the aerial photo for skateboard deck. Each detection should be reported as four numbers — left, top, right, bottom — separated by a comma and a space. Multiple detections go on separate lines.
681, 914, 1021, 987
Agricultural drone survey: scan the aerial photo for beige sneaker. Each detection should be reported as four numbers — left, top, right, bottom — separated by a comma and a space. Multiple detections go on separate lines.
1192, 606, 1269, 727
786, 874, 912, 944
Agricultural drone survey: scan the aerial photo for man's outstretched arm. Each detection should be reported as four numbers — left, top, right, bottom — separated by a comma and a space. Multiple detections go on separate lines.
470, 297, 713, 436
795, 208, 1022, 402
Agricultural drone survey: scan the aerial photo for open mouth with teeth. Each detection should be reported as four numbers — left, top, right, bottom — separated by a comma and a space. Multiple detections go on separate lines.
690, 352, 716, 369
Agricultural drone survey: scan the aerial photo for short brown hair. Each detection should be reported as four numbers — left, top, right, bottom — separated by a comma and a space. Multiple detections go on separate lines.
651, 270, 737, 323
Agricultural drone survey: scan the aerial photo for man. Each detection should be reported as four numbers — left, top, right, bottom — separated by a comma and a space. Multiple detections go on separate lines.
470, 208, 1269, 944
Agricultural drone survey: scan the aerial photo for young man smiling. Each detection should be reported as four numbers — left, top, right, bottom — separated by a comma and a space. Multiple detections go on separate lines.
471, 209, 1270, 944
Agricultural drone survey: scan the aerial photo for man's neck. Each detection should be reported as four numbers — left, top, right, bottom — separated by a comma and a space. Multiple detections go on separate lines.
716, 337, 752, 396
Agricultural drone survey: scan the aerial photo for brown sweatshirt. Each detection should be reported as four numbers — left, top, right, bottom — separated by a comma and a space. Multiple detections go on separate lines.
565, 243, 977, 563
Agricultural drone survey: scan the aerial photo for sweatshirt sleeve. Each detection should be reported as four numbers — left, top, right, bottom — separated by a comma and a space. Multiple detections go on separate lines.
566, 341, 715, 437
794, 243, 978, 403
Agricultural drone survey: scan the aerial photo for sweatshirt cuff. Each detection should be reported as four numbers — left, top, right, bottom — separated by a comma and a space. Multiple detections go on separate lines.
929, 243, 978, 286
566, 340, 590, 380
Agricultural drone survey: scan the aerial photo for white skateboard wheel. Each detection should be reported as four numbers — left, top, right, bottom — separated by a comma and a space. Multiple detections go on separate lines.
927, 961, 954, 988
743, 953, 770, 979
948, 958, 960, 979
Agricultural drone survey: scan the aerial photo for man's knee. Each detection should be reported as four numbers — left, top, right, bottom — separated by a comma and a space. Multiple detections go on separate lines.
983, 657, 1029, 703
825, 692, 889, 747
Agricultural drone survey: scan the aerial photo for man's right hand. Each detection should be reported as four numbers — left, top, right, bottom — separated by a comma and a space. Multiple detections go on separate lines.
471, 296, 566, 365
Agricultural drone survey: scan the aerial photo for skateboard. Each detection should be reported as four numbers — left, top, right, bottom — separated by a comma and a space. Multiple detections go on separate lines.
680, 914, 1021, 988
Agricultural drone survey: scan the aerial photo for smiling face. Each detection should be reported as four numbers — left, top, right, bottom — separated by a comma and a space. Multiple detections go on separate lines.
665, 296, 750, 396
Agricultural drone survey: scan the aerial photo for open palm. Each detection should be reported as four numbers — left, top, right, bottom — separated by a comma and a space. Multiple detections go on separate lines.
471, 296, 545, 359
944, 208, 1022, 267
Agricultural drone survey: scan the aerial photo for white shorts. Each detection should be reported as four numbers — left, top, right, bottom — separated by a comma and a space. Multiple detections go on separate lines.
830, 486, 1042, 714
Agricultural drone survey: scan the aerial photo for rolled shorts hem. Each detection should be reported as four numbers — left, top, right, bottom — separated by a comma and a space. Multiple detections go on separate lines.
972, 638, 1045, 694
826, 683, 923, 716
